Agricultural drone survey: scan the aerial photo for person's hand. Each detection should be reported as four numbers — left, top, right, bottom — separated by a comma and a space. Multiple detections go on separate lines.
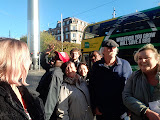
146, 109, 160, 120
94, 107, 102, 115
46, 45, 55, 54
50, 45, 55, 51
46, 51, 50, 55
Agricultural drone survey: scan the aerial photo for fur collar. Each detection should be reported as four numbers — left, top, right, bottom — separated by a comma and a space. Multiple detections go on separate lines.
63, 74, 83, 85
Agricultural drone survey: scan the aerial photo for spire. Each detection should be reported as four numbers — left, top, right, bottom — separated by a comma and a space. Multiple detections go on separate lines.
112, 7, 116, 18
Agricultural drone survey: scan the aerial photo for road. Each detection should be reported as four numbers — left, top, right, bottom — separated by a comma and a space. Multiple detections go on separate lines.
26, 69, 45, 91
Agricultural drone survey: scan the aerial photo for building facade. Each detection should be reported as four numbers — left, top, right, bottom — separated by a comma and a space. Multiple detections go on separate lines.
48, 17, 89, 44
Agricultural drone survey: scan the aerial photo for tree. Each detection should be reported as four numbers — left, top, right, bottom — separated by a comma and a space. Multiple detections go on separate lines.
20, 35, 27, 43
62, 41, 81, 55
20, 31, 81, 57
40, 31, 81, 57
40, 31, 56, 52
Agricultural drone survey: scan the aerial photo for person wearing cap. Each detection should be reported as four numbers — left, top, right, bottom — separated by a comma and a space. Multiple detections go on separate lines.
37, 51, 70, 120
89, 39, 132, 120
70, 48, 81, 67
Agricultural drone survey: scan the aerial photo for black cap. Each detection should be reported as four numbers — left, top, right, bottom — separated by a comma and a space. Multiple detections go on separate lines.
102, 40, 119, 47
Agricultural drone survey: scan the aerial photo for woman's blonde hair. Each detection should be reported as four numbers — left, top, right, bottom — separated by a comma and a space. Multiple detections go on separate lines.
0, 38, 32, 85
134, 44, 160, 63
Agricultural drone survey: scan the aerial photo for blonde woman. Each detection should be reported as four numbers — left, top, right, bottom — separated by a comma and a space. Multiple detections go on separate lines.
0, 38, 45, 120
123, 44, 160, 120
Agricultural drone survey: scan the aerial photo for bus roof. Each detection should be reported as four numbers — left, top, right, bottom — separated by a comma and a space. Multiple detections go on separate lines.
85, 6, 160, 28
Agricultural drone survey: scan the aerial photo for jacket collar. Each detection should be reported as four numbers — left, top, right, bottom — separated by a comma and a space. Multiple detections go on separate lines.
64, 74, 82, 85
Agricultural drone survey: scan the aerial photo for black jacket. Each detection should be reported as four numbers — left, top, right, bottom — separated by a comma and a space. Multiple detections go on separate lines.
0, 81, 45, 120
44, 67, 64, 120
89, 57, 132, 118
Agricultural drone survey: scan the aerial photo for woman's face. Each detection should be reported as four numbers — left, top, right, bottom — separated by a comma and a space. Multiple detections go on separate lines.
78, 64, 88, 77
137, 49, 158, 73
65, 62, 77, 78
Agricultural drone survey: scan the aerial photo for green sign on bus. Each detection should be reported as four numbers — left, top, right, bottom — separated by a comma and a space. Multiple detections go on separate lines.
85, 42, 89, 48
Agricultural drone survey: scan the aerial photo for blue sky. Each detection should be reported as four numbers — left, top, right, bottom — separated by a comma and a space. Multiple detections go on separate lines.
0, 0, 159, 39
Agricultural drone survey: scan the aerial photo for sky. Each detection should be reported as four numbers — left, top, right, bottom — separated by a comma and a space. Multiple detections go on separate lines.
0, 0, 159, 39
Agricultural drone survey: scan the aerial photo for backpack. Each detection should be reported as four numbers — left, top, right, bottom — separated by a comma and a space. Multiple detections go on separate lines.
36, 71, 53, 104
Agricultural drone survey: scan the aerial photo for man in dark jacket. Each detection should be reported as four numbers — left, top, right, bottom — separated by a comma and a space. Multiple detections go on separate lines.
37, 51, 70, 120
89, 40, 132, 120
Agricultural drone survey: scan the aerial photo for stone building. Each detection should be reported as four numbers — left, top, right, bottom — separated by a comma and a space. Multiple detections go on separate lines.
48, 17, 89, 44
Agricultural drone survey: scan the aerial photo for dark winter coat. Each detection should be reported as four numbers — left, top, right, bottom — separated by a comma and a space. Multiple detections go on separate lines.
0, 81, 45, 120
44, 67, 64, 120
89, 57, 132, 119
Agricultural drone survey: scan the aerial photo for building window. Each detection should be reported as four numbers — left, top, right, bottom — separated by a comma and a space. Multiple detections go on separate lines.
73, 33, 76, 37
72, 26, 76, 30
66, 34, 68, 39
58, 36, 60, 40
63, 22, 65, 26
67, 21, 69, 24
52, 31, 54, 35
65, 27, 68, 31
57, 30, 60, 33
58, 23, 61, 27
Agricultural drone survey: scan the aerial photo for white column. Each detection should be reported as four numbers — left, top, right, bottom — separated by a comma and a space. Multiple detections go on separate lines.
27, 0, 40, 70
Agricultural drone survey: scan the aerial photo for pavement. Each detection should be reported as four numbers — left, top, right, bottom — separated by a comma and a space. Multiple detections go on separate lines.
26, 69, 45, 91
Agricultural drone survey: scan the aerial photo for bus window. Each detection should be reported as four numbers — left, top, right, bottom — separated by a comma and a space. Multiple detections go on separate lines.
122, 19, 150, 32
84, 25, 100, 39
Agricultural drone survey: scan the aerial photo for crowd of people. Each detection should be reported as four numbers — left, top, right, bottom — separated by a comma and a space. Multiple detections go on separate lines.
0, 37, 160, 120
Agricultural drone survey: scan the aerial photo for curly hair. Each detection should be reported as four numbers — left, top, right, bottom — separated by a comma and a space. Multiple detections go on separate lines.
134, 44, 160, 63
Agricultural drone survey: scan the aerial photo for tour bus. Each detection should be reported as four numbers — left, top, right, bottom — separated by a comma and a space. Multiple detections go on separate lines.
81, 6, 160, 70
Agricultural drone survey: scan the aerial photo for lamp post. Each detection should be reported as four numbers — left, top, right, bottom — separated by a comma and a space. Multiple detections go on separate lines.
61, 13, 63, 52
27, 0, 40, 70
